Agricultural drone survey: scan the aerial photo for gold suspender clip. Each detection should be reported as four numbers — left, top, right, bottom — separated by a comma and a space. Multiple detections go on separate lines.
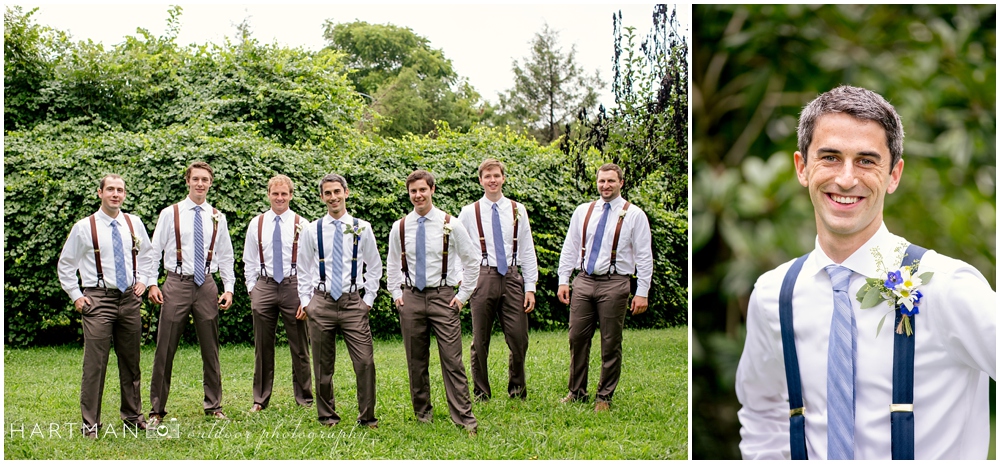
789, 407, 805, 417
890, 404, 913, 412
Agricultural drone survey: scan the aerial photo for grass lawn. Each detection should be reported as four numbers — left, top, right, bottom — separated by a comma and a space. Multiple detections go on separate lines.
4, 328, 687, 459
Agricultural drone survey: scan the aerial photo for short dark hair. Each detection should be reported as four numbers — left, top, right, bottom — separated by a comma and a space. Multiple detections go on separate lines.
597, 163, 624, 182
797, 85, 904, 170
185, 161, 214, 181
318, 173, 348, 193
406, 170, 435, 189
99, 174, 125, 190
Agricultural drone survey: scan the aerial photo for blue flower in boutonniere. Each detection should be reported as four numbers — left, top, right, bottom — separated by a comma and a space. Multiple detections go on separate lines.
856, 245, 933, 337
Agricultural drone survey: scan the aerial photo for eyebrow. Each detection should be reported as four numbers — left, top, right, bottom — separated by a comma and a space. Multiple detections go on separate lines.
815, 147, 883, 160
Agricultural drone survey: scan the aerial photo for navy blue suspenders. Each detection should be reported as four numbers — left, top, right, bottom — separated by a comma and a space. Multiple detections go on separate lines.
779, 244, 926, 459
316, 217, 361, 295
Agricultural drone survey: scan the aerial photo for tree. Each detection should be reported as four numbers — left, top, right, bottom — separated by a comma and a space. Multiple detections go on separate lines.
498, 23, 604, 144
322, 20, 484, 137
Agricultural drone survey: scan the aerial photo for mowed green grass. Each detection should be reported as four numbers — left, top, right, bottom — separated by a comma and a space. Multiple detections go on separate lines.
4, 328, 687, 459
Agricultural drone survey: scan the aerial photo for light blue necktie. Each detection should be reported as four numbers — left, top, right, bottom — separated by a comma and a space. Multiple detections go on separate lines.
585, 203, 611, 275
330, 220, 344, 300
272, 216, 284, 283
193, 205, 205, 286
492, 203, 508, 275
110, 220, 128, 292
415, 216, 427, 291
825, 265, 856, 460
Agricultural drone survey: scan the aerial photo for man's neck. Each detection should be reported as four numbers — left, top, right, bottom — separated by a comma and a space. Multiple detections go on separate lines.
415, 204, 433, 217
600, 194, 621, 203
188, 196, 207, 206
484, 191, 503, 203
816, 219, 882, 264
328, 209, 347, 220
100, 206, 120, 218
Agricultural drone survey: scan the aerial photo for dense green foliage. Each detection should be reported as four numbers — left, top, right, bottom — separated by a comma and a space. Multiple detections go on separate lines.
5, 329, 687, 459
322, 20, 484, 138
691, 5, 996, 459
496, 24, 604, 145
4, 6, 687, 347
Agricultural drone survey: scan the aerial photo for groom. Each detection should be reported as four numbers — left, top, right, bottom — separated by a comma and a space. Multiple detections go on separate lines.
735, 85, 996, 459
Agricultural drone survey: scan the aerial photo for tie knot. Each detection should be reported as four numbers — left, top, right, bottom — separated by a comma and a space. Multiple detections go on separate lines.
492, 203, 499, 212
603, 202, 611, 211
333, 219, 341, 228
417, 216, 427, 224
194, 205, 203, 213
825, 265, 853, 291
110, 220, 118, 229
274, 215, 281, 223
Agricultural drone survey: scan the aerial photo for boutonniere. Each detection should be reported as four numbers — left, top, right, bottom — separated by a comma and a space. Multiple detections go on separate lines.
856, 245, 934, 337
295, 221, 306, 235
211, 211, 224, 224
343, 224, 366, 236
442, 222, 454, 234
618, 209, 628, 219
131, 233, 141, 252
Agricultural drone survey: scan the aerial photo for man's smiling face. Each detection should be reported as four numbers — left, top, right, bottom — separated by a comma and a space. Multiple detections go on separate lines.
794, 112, 903, 245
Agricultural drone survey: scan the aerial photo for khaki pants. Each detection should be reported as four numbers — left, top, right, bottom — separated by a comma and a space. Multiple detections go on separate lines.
567, 273, 631, 402
469, 266, 529, 400
398, 286, 477, 430
149, 272, 223, 415
251, 275, 312, 408
80, 287, 144, 430
307, 291, 377, 426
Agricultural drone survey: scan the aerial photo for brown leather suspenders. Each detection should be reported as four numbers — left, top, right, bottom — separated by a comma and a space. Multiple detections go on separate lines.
399, 213, 452, 288
579, 200, 631, 275
257, 213, 301, 277
89, 213, 138, 288
173, 203, 219, 275
474, 200, 520, 268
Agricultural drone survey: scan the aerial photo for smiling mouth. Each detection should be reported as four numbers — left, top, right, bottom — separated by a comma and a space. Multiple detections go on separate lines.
829, 194, 860, 205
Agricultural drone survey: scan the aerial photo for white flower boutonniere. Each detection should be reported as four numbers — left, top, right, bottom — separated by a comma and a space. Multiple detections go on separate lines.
131, 233, 141, 253
211, 211, 224, 224
855, 245, 934, 337
618, 209, 628, 219
295, 221, 306, 235
442, 222, 454, 234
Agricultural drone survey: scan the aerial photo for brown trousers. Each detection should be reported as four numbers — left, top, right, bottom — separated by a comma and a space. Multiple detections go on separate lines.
149, 272, 223, 415
80, 287, 144, 430
398, 286, 477, 430
251, 275, 312, 408
567, 273, 631, 402
469, 266, 528, 400
307, 291, 377, 426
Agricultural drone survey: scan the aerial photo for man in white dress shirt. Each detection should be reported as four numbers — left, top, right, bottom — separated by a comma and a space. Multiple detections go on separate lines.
243, 175, 313, 412
557, 163, 654, 412
57, 174, 154, 437
736, 85, 996, 459
295, 173, 381, 428
147, 161, 236, 425
458, 158, 539, 401
387, 169, 480, 435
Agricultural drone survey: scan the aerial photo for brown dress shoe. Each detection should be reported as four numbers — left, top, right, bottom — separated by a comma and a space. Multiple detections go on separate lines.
147, 415, 163, 429
560, 393, 582, 404
250, 404, 264, 413
595, 400, 611, 412
206, 410, 229, 420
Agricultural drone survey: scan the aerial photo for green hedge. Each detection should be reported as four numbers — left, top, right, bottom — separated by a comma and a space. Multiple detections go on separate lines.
5, 122, 685, 347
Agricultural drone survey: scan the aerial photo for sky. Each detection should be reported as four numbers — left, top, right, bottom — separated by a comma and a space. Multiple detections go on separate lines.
16, 2, 691, 107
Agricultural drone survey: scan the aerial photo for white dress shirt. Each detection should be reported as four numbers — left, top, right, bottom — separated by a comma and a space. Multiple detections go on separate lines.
58, 209, 154, 302
242, 208, 301, 293
557, 196, 654, 297
149, 196, 236, 293
457, 195, 539, 292
297, 212, 382, 309
736, 223, 996, 459
387, 207, 480, 304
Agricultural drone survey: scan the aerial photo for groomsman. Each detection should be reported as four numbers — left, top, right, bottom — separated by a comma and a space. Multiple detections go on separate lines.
387, 170, 480, 436
295, 173, 382, 428
458, 159, 539, 401
557, 163, 653, 412
243, 175, 313, 412
147, 161, 235, 425
57, 174, 153, 437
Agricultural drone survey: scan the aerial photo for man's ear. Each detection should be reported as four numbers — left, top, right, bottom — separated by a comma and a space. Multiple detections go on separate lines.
793, 151, 809, 188
886, 158, 904, 194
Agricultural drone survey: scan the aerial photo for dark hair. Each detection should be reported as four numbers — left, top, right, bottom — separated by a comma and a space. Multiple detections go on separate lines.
185, 161, 214, 181
99, 174, 125, 190
597, 163, 624, 182
406, 170, 435, 189
797, 85, 904, 170
318, 173, 348, 193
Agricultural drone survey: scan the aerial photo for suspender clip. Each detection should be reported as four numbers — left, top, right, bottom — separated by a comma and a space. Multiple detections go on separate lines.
890, 404, 913, 412
789, 407, 805, 417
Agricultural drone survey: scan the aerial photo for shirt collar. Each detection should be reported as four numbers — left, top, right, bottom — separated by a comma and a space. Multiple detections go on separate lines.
268, 208, 295, 222
182, 196, 211, 211
94, 209, 122, 227
480, 195, 507, 208
410, 207, 442, 222
598, 196, 626, 210
805, 222, 908, 279
326, 212, 353, 225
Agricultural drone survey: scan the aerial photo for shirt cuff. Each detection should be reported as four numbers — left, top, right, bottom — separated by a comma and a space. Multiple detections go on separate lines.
246, 282, 255, 294
223, 284, 234, 294
391, 289, 403, 301
300, 296, 311, 308
456, 291, 471, 305
635, 283, 650, 298
523, 282, 536, 293
558, 275, 570, 286
363, 294, 376, 308
67, 289, 84, 302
